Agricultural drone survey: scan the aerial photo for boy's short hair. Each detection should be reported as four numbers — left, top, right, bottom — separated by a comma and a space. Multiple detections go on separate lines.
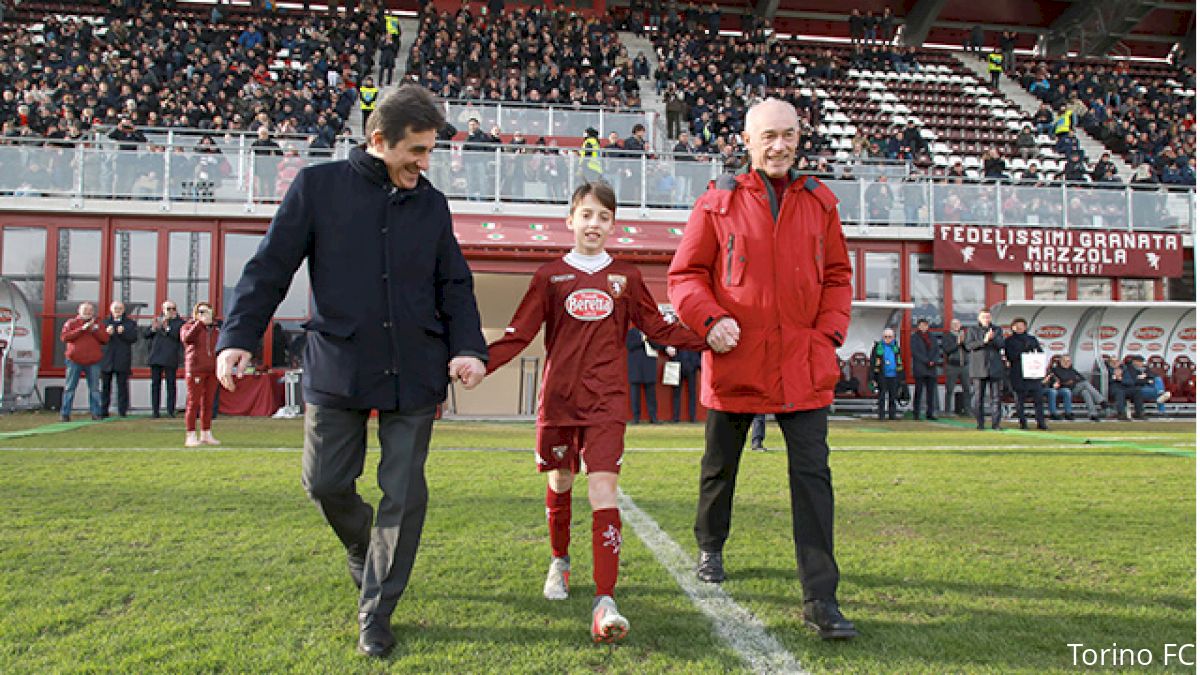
569, 181, 617, 215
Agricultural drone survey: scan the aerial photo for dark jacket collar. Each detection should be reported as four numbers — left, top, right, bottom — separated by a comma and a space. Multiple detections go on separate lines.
349, 144, 431, 194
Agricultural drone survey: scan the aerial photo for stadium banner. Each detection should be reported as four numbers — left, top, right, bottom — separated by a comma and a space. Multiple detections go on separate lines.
933, 225, 1183, 278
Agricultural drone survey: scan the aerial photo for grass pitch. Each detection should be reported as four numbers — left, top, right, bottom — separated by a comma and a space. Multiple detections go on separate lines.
0, 413, 1193, 673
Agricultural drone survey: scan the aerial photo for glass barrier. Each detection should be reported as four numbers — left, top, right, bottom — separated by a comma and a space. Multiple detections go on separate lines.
999, 185, 1063, 228
1065, 184, 1128, 230
822, 180, 862, 224
1131, 188, 1192, 231
0, 141, 1192, 233
0, 144, 75, 197
444, 102, 651, 142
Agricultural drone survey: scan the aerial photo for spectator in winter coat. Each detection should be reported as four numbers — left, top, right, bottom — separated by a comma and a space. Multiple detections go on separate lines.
99, 301, 138, 418
60, 301, 110, 421
871, 328, 903, 420
627, 327, 663, 423
144, 300, 184, 418
1003, 317, 1048, 430
966, 308, 1005, 429
909, 318, 938, 420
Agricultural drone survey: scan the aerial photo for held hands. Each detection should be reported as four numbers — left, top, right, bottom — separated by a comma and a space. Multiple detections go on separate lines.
449, 356, 486, 390
666, 346, 677, 357
706, 317, 740, 354
216, 348, 252, 392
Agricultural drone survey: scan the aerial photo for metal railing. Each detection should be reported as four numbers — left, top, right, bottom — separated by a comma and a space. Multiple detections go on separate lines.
0, 140, 1193, 232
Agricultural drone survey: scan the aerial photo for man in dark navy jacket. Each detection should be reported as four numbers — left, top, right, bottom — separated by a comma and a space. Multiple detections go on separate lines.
144, 300, 184, 417
908, 318, 938, 420
215, 85, 488, 659
99, 301, 138, 417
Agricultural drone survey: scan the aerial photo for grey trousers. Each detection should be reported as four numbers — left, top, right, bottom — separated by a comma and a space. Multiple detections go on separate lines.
301, 403, 436, 617
944, 364, 972, 413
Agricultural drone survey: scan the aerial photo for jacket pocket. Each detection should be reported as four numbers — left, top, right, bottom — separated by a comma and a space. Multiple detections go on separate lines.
809, 330, 839, 392
302, 317, 356, 339
302, 319, 357, 398
723, 233, 746, 287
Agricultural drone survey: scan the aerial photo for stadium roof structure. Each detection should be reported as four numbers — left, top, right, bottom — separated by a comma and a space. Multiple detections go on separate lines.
649, 0, 1195, 60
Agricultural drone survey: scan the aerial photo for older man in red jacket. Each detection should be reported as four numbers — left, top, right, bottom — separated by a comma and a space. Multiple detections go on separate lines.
60, 301, 110, 421
668, 98, 855, 640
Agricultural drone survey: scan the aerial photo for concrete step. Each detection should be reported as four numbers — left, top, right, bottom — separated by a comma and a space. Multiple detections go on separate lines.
354, 18, 420, 138
620, 31, 668, 150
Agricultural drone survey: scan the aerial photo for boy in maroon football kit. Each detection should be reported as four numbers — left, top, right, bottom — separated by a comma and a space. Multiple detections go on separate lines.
486, 182, 706, 643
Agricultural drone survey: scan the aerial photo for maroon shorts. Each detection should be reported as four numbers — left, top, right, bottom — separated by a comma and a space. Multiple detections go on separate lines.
534, 421, 626, 474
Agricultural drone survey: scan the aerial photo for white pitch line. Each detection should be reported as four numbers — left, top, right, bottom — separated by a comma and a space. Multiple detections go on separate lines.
617, 488, 807, 675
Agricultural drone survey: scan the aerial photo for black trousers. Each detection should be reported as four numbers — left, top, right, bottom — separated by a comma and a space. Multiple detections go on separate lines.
1113, 384, 1145, 417
912, 375, 937, 417
1013, 383, 1046, 427
876, 376, 899, 418
696, 409, 840, 601
100, 369, 130, 416
149, 365, 178, 414
301, 404, 436, 618
974, 377, 1002, 427
671, 369, 698, 422
631, 382, 658, 422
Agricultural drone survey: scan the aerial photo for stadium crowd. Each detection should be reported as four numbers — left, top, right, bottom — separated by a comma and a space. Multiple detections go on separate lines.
405, 4, 643, 110
0, 0, 387, 143
1010, 59, 1196, 186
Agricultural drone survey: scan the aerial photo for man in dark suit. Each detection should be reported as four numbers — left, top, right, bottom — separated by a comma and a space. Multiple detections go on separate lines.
941, 318, 972, 415
667, 345, 701, 423
1003, 317, 1048, 430
143, 299, 184, 417
216, 85, 488, 659
909, 318, 938, 420
966, 308, 1006, 430
627, 327, 660, 423
99, 301, 138, 417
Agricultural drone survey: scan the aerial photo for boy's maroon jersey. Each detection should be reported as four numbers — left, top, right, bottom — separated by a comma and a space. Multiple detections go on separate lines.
488, 255, 706, 425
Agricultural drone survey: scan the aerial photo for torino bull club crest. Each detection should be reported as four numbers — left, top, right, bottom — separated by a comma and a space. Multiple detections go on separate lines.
607, 274, 627, 298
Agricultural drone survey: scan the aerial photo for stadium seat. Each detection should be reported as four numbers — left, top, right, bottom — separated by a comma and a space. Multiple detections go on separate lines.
850, 352, 872, 398
1170, 356, 1196, 402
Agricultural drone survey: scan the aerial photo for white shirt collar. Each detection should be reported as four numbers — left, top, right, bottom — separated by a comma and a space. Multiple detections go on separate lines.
563, 250, 613, 275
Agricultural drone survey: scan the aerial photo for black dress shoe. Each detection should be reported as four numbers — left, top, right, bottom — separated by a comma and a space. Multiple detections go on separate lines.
925, 415, 938, 421
976, 423, 984, 430
357, 613, 395, 657
696, 550, 725, 583
803, 599, 858, 640
151, 411, 160, 418
1037, 423, 1049, 431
